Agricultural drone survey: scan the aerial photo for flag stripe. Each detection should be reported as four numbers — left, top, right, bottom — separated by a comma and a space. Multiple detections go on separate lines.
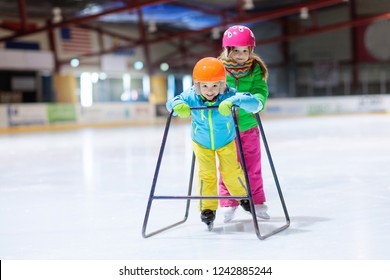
61, 27, 92, 54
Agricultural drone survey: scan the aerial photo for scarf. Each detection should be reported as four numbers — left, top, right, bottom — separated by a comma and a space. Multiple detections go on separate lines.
222, 59, 253, 79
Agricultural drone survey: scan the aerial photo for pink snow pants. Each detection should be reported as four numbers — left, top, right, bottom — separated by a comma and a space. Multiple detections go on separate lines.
219, 126, 266, 207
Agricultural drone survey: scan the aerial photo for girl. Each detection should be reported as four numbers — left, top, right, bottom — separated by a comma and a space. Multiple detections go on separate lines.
218, 25, 270, 222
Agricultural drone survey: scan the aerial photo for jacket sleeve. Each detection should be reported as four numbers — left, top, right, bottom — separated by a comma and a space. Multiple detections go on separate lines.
166, 95, 183, 112
251, 65, 269, 110
225, 90, 262, 113
166, 88, 192, 112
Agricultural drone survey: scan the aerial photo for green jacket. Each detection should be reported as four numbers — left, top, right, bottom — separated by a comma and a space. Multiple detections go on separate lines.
226, 64, 269, 132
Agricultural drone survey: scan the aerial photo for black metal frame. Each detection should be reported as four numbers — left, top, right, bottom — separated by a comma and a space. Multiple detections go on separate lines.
142, 106, 290, 240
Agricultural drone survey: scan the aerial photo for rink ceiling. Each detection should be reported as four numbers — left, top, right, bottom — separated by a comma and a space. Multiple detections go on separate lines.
1, 0, 389, 75
0, 112, 390, 259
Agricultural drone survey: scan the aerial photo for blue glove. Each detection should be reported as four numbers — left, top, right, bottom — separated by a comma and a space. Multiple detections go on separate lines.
173, 103, 191, 118
218, 100, 233, 116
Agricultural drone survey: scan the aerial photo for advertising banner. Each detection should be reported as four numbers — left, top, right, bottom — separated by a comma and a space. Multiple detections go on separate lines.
8, 104, 48, 126
76, 103, 155, 123
47, 104, 77, 123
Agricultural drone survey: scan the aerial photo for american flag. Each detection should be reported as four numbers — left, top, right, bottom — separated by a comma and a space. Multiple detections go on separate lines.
60, 27, 92, 54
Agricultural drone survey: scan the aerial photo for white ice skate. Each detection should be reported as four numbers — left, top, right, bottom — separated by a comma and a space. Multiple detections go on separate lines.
254, 204, 270, 220
222, 206, 238, 223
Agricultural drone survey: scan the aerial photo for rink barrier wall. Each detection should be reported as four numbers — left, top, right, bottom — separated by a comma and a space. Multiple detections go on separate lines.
0, 94, 389, 133
265, 94, 390, 117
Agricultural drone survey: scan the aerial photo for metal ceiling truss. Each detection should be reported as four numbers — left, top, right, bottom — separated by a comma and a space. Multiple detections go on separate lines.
1, 0, 389, 74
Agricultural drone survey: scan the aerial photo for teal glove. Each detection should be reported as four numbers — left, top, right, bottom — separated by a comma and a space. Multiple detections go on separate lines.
173, 103, 191, 118
218, 100, 233, 116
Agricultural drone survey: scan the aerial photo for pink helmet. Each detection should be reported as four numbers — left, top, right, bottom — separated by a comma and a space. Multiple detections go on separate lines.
222, 25, 256, 47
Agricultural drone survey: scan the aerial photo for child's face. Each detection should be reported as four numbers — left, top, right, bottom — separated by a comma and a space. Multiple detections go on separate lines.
229, 46, 250, 63
199, 82, 221, 101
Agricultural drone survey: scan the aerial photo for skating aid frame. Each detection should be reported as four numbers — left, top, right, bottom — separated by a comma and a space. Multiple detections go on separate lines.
142, 106, 290, 240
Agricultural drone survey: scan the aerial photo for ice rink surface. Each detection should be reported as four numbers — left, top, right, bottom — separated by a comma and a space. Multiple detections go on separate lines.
1, 113, 390, 260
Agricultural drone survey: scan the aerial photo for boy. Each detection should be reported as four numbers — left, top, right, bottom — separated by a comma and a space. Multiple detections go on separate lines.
166, 57, 262, 230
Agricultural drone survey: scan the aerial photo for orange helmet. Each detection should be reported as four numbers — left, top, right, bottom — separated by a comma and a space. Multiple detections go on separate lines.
193, 57, 226, 83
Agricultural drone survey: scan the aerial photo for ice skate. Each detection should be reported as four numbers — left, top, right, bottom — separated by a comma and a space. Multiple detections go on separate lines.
239, 199, 251, 212
201, 209, 216, 231
240, 200, 270, 219
222, 206, 238, 223
254, 204, 270, 219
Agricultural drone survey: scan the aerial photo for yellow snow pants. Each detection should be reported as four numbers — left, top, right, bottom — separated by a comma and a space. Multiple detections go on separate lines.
192, 140, 248, 211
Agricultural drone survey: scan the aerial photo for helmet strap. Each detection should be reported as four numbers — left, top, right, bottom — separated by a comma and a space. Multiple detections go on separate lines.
219, 81, 225, 94
223, 48, 229, 58
227, 47, 233, 57
194, 83, 200, 95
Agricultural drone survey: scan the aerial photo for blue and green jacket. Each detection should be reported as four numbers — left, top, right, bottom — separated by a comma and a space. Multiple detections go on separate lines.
166, 85, 261, 150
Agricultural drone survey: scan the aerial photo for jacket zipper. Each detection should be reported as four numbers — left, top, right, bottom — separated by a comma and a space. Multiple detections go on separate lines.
207, 103, 215, 150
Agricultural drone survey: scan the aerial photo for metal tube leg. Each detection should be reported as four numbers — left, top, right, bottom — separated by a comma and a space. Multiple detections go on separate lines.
142, 112, 173, 237
255, 114, 290, 228
142, 115, 197, 238
232, 108, 263, 239
183, 153, 196, 219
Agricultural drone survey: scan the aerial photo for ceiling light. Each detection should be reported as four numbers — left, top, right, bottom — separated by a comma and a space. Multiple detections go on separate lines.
70, 58, 80, 68
243, 0, 255, 10
211, 27, 221, 39
91, 73, 99, 84
148, 21, 157, 33
52, 7, 62, 23
300, 7, 309, 20
160, 63, 169, 72
99, 73, 107, 80
134, 61, 144, 70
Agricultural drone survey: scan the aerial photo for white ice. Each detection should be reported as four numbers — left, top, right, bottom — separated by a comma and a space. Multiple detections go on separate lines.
1, 113, 390, 260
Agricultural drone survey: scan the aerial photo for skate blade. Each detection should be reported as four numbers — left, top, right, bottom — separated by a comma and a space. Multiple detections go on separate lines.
207, 222, 214, 231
